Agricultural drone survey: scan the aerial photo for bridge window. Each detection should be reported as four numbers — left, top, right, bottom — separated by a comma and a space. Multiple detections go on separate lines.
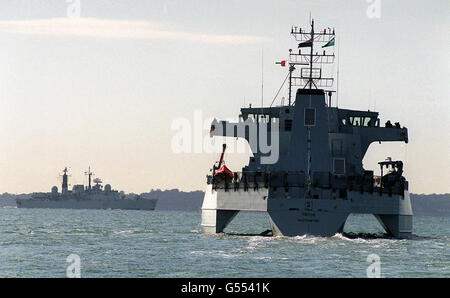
351, 117, 361, 126
258, 114, 270, 123
362, 117, 373, 126
349, 116, 376, 127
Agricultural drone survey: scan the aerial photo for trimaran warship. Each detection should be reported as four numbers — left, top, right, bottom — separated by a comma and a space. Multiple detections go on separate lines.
16, 167, 158, 210
201, 19, 412, 238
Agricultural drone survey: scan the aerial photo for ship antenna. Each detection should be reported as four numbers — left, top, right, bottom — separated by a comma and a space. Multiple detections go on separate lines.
85, 166, 94, 190
336, 34, 340, 108
269, 72, 289, 108
261, 47, 264, 107
308, 18, 314, 89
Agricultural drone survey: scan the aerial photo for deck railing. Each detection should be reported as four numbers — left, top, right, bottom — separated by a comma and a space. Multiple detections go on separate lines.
209, 170, 406, 196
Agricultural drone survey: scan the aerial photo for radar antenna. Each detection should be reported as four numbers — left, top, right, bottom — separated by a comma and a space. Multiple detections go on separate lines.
283, 19, 336, 104
93, 178, 102, 185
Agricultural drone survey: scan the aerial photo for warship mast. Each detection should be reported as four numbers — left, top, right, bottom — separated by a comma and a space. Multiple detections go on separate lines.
60, 167, 70, 194
308, 19, 315, 89
290, 19, 335, 92
85, 166, 94, 191
289, 19, 336, 202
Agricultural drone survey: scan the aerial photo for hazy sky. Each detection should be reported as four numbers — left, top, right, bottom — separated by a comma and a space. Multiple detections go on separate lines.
0, 0, 449, 194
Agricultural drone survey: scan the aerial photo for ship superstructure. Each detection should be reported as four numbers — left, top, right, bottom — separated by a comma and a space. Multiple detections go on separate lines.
16, 167, 158, 210
201, 19, 412, 238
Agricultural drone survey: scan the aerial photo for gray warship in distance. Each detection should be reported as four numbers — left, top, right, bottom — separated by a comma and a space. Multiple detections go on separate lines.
16, 167, 158, 210
201, 19, 413, 238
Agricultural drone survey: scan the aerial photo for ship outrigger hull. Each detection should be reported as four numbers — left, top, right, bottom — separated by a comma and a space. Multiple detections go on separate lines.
201, 187, 413, 238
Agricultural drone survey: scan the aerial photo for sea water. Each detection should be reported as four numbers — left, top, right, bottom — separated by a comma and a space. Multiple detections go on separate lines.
0, 207, 448, 277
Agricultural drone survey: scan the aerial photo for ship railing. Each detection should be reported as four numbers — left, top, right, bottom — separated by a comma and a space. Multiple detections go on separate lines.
210, 171, 332, 192
209, 171, 270, 192
209, 170, 405, 196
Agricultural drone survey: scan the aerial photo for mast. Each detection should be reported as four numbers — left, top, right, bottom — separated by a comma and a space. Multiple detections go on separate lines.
85, 166, 94, 190
61, 167, 70, 194
288, 49, 294, 105
261, 48, 264, 107
276, 19, 336, 105
289, 19, 336, 93
289, 19, 337, 201
308, 19, 315, 89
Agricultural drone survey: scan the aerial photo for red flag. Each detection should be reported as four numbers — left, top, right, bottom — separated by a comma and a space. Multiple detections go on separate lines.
281, 60, 286, 67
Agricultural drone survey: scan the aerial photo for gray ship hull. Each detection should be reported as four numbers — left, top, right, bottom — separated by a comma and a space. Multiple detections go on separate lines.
16, 197, 158, 211
201, 185, 413, 238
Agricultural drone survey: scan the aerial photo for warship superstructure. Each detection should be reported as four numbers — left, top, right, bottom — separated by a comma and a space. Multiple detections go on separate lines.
201, 20, 413, 238
16, 167, 158, 210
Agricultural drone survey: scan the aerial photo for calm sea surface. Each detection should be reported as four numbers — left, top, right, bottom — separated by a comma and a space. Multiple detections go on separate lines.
0, 207, 448, 277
